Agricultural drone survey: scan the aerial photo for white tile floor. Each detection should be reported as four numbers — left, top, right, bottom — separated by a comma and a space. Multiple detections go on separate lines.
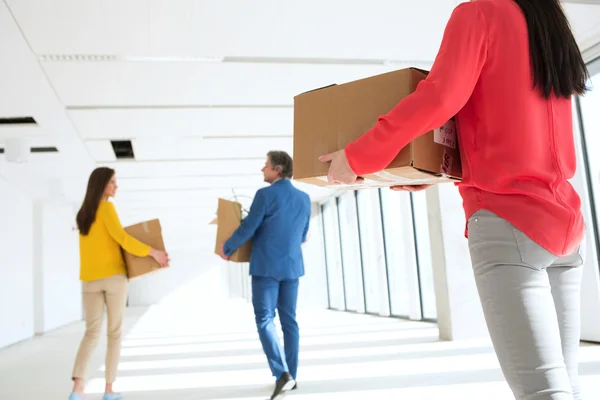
1, 299, 600, 400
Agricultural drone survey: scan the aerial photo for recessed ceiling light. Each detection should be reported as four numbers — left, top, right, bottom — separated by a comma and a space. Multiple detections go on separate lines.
39, 54, 223, 63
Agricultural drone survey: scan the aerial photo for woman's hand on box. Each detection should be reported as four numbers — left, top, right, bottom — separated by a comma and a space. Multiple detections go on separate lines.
150, 249, 170, 267
390, 184, 432, 192
319, 149, 361, 185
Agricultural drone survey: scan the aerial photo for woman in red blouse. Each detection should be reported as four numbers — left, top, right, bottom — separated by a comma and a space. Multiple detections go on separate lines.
322, 0, 589, 398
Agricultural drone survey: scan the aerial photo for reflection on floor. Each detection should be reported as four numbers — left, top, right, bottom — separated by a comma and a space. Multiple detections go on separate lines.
1, 299, 600, 399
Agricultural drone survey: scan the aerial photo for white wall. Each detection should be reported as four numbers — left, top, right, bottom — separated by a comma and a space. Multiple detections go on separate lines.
127, 245, 231, 307
33, 201, 81, 334
0, 177, 83, 348
227, 262, 250, 301
0, 178, 35, 348
116, 205, 230, 307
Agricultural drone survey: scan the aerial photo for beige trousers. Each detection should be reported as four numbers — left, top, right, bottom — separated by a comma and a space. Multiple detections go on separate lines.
72, 274, 128, 383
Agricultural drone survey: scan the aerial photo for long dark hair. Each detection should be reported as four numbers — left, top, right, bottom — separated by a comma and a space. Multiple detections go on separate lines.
513, 0, 589, 99
76, 167, 115, 235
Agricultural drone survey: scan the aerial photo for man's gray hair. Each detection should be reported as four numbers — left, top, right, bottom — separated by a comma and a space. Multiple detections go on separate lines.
267, 151, 293, 179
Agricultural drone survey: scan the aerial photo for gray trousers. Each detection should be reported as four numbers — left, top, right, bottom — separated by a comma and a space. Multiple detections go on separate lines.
468, 210, 584, 400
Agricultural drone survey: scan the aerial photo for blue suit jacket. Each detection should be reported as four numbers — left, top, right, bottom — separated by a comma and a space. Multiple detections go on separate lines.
223, 179, 311, 280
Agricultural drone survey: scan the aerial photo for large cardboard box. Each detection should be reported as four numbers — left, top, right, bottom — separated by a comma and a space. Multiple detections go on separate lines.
122, 219, 166, 280
214, 198, 252, 263
293, 68, 461, 188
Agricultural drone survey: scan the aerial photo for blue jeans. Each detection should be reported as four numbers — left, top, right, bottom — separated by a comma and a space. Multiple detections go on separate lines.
252, 276, 300, 380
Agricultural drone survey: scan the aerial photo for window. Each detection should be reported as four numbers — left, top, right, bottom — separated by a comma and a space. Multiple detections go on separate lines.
380, 188, 422, 319
356, 189, 390, 316
320, 186, 439, 321
411, 191, 437, 320
337, 193, 365, 312
579, 59, 600, 267
321, 200, 345, 310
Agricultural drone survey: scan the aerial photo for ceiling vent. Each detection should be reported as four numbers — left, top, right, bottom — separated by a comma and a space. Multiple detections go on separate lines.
0, 145, 59, 162
0, 116, 37, 125
30, 147, 58, 153
39, 54, 117, 62
0, 147, 59, 153
111, 140, 135, 159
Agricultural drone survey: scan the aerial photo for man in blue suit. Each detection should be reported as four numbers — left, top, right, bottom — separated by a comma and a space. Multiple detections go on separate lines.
219, 151, 311, 400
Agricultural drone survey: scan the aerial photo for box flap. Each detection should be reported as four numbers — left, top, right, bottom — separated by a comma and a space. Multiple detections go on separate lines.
367, 166, 457, 184
124, 219, 163, 248
410, 67, 430, 76
295, 83, 337, 97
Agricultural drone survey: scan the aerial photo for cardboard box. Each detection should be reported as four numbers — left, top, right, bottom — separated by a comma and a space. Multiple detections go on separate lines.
214, 198, 252, 263
293, 68, 462, 189
122, 219, 166, 280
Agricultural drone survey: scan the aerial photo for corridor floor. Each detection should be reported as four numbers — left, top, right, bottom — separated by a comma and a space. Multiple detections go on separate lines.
2, 299, 600, 399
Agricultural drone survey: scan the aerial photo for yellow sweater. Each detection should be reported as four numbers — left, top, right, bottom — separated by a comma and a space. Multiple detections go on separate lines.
79, 201, 151, 282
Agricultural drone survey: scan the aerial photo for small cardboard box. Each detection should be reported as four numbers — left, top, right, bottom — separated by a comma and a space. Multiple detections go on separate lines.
293, 68, 461, 189
122, 219, 166, 280
214, 198, 252, 263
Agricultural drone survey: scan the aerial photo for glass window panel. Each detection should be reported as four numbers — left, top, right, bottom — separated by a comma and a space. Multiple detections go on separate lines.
337, 192, 365, 313
356, 189, 390, 315
579, 61, 600, 268
321, 200, 345, 310
411, 191, 437, 320
380, 188, 421, 318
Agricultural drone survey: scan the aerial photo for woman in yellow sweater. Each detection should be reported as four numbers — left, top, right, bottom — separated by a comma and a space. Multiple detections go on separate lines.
69, 167, 169, 400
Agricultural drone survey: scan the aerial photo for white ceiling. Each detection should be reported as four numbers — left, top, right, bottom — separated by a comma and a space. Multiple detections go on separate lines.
4, 0, 455, 59
1, 0, 599, 245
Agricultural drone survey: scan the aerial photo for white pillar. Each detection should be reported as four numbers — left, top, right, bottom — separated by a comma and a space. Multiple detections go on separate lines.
32, 200, 82, 334
426, 183, 489, 341
32, 201, 45, 334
